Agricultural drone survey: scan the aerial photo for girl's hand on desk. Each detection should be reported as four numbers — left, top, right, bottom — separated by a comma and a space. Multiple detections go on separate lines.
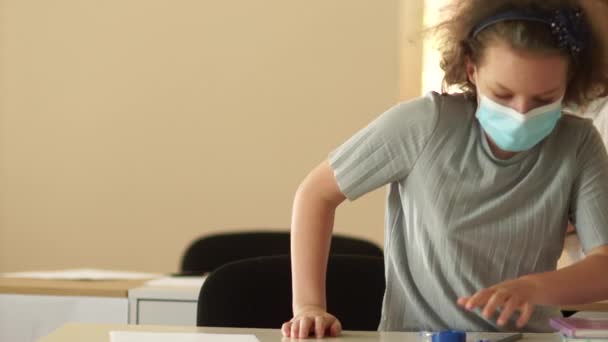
281, 305, 342, 339
457, 276, 541, 328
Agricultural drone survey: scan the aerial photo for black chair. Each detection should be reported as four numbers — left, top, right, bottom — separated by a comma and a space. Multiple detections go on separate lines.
197, 254, 385, 331
180, 231, 383, 275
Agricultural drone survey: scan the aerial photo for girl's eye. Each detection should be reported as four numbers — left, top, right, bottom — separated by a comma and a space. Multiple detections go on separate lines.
495, 93, 512, 100
535, 99, 554, 106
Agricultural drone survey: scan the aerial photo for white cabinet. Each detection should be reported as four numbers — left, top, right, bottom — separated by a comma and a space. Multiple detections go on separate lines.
136, 300, 198, 325
0, 275, 206, 341
0, 294, 127, 342
128, 276, 205, 326
0, 277, 145, 342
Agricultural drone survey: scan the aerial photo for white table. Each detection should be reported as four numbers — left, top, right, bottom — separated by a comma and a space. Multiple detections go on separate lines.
38, 322, 563, 342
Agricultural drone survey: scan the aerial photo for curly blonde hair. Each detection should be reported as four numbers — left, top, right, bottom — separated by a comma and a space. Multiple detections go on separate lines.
432, 0, 608, 107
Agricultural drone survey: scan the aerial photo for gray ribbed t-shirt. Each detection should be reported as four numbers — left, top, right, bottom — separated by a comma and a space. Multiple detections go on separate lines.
329, 92, 608, 332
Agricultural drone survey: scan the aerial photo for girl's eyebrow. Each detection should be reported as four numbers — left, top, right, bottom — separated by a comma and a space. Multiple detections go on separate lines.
494, 82, 561, 96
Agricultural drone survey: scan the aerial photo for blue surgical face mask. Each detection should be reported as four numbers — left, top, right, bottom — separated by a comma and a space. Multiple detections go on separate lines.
475, 94, 563, 152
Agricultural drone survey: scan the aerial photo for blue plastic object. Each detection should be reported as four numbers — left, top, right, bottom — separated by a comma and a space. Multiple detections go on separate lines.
431, 330, 467, 342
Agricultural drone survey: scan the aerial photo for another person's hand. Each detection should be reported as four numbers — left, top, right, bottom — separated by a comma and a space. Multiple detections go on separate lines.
457, 276, 541, 328
281, 305, 342, 339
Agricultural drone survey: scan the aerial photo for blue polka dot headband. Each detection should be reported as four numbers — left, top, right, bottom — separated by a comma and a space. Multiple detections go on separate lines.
470, 8, 590, 57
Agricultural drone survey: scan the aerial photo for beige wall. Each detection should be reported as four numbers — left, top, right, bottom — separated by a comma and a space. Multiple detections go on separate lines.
0, 0, 423, 272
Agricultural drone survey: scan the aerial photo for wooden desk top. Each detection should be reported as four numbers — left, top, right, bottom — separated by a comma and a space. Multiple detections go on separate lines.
0, 277, 149, 297
38, 323, 563, 342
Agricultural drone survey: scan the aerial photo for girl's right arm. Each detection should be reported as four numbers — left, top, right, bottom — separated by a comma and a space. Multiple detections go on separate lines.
281, 159, 347, 339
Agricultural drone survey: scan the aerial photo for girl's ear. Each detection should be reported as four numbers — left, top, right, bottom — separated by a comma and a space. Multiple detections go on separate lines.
465, 56, 478, 85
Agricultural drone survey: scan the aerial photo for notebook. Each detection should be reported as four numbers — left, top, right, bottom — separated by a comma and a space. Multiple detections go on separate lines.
550, 317, 608, 338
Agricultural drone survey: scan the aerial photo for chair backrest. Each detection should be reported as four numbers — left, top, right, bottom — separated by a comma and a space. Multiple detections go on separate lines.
180, 231, 383, 274
197, 254, 385, 331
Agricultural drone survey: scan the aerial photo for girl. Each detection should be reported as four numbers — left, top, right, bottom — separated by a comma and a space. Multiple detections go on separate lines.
283, 0, 608, 338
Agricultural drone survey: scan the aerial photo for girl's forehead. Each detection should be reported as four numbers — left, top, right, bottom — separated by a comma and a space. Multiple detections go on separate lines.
478, 43, 569, 91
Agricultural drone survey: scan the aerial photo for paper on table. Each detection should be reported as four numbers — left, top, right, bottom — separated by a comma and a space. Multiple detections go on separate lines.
2, 269, 162, 280
466, 332, 533, 342
145, 275, 207, 287
109, 331, 260, 342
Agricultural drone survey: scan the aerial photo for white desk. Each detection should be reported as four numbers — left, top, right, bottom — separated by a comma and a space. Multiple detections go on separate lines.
0, 277, 147, 342
39, 322, 563, 342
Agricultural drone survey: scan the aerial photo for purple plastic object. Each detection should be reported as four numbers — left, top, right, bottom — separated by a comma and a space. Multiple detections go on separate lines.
550, 317, 608, 338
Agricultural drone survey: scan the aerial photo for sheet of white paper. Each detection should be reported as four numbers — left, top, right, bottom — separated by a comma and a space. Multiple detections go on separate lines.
2, 269, 162, 280
109, 331, 260, 342
145, 276, 207, 287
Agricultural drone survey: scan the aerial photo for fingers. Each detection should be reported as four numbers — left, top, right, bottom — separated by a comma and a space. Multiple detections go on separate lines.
298, 317, 314, 339
290, 318, 300, 339
496, 297, 521, 326
482, 291, 510, 319
329, 319, 342, 337
457, 297, 469, 307
464, 289, 495, 311
516, 302, 534, 328
315, 316, 327, 338
282, 314, 342, 339
281, 321, 291, 337
458, 291, 534, 329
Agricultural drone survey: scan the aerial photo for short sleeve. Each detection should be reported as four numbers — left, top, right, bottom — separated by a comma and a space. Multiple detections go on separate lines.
593, 101, 608, 147
570, 123, 608, 253
582, 97, 608, 147
328, 92, 440, 201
